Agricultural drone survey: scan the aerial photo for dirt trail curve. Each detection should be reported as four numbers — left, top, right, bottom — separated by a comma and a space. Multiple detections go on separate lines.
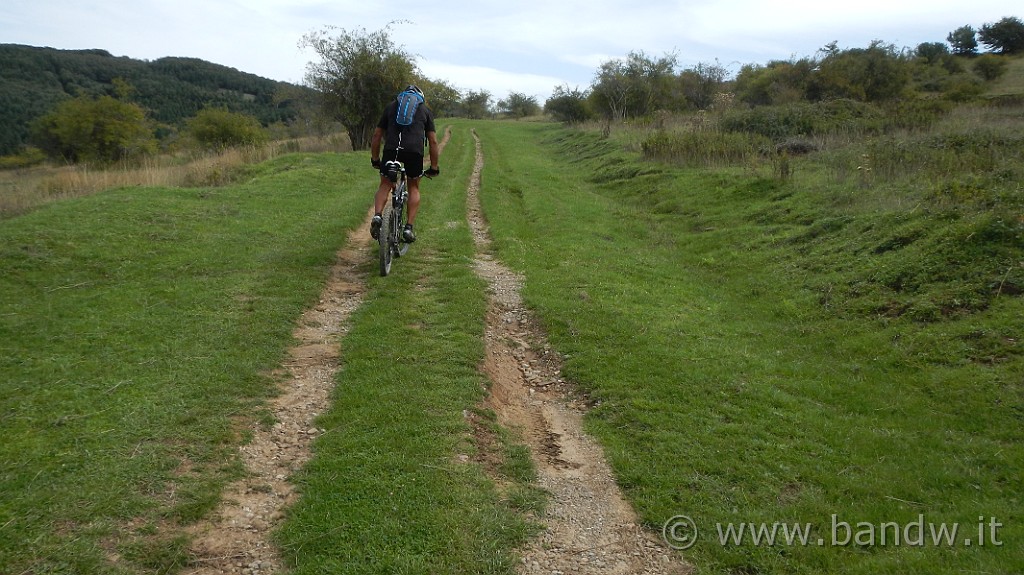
466, 130, 689, 575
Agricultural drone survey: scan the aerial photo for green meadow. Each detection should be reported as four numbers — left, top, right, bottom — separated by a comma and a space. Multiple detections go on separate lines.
1, 114, 1021, 574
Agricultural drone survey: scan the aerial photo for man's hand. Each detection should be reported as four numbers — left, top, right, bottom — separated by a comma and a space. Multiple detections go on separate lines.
424, 166, 440, 178
371, 159, 382, 170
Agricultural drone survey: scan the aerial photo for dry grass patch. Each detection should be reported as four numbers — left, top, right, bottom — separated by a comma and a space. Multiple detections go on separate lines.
0, 134, 350, 218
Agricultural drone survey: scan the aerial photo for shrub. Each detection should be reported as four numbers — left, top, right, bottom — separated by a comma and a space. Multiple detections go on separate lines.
186, 108, 269, 150
973, 54, 1009, 81
943, 78, 986, 102
545, 86, 594, 123
0, 147, 47, 170
30, 95, 157, 164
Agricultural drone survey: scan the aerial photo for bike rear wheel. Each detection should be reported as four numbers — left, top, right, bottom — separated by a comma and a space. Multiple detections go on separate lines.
394, 182, 410, 258
378, 199, 393, 276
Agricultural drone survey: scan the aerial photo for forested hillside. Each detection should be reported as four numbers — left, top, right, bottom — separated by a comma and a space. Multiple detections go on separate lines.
0, 44, 311, 155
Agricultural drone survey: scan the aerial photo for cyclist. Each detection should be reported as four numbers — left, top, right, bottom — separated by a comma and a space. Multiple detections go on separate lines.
370, 85, 440, 243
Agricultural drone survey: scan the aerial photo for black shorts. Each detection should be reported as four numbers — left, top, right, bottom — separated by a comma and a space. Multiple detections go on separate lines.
381, 148, 425, 179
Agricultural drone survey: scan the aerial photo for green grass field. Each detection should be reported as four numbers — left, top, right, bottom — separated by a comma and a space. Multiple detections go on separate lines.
1, 118, 1021, 574
0, 153, 371, 572
472, 120, 1022, 574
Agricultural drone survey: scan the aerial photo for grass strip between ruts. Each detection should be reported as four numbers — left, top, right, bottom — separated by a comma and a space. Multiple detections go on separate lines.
275, 125, 538, 574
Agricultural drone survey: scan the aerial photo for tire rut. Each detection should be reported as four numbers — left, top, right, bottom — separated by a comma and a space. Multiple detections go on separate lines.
465, 129, 690, 575
183, 127, 454, 574
183, 211, 374, 575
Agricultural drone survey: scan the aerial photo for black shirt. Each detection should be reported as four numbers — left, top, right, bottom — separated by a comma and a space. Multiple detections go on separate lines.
377, 99, 435, 156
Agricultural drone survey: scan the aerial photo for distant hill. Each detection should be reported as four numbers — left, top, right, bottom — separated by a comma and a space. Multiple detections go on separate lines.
0, 44, 313, 156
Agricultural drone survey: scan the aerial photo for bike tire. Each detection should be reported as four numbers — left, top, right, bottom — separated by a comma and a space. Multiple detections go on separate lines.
378, 199, 393, 276
395, 181, 410, 258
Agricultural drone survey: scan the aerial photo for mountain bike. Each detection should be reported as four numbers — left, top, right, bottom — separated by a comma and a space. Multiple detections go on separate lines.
377, 160, 411, 276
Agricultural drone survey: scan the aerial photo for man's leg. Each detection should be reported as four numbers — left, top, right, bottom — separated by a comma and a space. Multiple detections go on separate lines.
370, 175, 390, 239
406, 177, 421, 225
374, 175, 391, 215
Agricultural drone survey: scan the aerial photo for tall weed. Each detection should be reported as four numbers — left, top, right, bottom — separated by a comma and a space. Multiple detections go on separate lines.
719, 99, 887, 139
641, 129, 770, 167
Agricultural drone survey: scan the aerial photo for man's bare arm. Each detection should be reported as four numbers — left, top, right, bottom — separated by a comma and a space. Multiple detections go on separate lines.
370, 127, 384, 161
426, 131, 439, 169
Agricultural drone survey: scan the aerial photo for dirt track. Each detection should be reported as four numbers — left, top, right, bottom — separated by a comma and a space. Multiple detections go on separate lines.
466, 130, 688, 575
184, 127, 688, 574
185, 215, 372, 574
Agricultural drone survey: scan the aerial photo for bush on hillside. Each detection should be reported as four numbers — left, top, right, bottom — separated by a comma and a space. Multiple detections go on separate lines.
186, 107, 269, 151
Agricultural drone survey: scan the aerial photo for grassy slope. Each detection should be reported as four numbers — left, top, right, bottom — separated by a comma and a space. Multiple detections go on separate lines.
987, 55, 1024, 97
474, 120, 1022, 574
1, 153, 373, 572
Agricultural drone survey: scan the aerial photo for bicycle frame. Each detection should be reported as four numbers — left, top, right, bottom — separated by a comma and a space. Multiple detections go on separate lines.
378, 159, 410, 276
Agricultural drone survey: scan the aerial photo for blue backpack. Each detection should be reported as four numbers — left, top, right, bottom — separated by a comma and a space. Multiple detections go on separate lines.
395, 88, 425, 126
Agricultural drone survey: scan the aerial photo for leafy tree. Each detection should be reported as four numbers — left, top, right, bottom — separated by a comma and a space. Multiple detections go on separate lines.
808, 41, 910, 102
590, 51, 677, 120
496, 92, 541, 119
979, 16, 1024, 55
460, 90, 493, 119
414, 77, 460, 118
300, 25, 416, 150
915, 42, 950, 63
676, 61, 729, 109
544, 85, 593, 123
186, 107, 268, 150
734, 59, 815, 106
947, 25, 979, 56
30, 94, 156, 163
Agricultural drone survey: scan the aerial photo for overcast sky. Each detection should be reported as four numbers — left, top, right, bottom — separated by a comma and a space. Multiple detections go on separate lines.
2, 1, 1015, 102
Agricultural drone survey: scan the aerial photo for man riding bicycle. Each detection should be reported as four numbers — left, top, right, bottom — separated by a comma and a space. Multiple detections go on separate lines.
370, 85, 440, 243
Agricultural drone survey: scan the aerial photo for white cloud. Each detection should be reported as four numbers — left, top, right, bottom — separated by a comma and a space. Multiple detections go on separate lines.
418, 59, 568, 102
2, 0, 1017, 95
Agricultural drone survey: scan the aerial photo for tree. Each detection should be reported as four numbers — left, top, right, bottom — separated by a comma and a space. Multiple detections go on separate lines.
947, 25, 979, 56
414, 77, 460, 118
460, 90, 493, 119
590, 51, 677, 120
544, 85, 593, 123
808, 41, 910, 102
30, 95, 156, 163
676, 61, 729, 109
496, 92, 541, 119
300, 25, 416, 150
734, 59, 816, 106
979, 17, 1024, 55
915, 42, 950, 64
187, 107, 268, 150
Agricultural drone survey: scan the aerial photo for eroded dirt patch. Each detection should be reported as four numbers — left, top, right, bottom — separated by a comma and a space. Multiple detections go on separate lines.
184, 220, 372, 575
466, 130, 690, 574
